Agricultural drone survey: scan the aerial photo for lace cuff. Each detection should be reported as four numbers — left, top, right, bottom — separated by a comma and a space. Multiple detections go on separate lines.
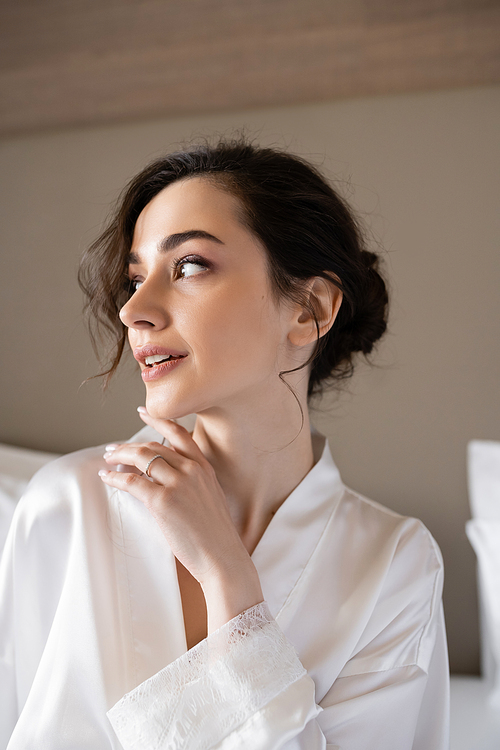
107, 602, 307, 750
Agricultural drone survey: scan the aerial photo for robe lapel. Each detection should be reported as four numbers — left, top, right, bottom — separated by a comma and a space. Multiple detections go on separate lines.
251, 432, 344, 629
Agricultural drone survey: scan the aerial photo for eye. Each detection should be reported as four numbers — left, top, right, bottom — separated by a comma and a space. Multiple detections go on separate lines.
123, 276, 143, 298
174, 255, 210, 279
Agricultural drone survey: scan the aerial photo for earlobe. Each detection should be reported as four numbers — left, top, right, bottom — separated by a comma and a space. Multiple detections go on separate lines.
289, 276, 343, 347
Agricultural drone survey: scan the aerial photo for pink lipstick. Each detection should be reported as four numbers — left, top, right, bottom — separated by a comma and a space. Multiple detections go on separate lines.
133, 345, 188, 382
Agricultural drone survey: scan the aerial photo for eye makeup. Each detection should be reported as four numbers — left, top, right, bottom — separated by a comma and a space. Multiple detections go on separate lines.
172, 254, 211, 279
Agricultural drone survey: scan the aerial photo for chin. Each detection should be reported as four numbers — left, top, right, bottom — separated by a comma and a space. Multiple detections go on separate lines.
145, 390, 196, 421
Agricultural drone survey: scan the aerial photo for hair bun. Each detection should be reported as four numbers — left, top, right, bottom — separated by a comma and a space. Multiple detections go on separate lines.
351, 252, 388, 355
311, 247, 388, 391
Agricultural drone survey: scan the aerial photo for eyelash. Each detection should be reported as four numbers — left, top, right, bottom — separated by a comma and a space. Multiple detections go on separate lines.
172, 254, 210, 278
124, 254, 210, 296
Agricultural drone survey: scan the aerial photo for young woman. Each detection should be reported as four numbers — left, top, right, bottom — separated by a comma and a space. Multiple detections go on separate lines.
0, 139, 449, 749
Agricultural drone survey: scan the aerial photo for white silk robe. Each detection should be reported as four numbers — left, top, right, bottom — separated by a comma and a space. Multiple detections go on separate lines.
0, 427, 449, 749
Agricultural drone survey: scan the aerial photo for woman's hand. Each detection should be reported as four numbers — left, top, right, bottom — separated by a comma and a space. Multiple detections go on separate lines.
98, 411, 263, 631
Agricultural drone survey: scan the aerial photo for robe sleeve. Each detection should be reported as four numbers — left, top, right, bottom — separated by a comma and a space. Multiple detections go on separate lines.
107, 597, 448, 750
107, 601, 322, 749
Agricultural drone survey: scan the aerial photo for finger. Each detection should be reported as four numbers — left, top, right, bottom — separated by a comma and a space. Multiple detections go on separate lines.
98, 468, 162, 503
117, 463, 142, 475
104, 442, 184, 474
137, 409, 207, 464
103, 448, 143, 474
136, 407, 178, 443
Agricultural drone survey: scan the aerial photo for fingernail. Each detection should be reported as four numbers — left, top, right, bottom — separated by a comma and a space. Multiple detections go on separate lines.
105, 444, 118, 451
103, 451, 114, 459
98, 469, 109, 477
137, 406, 147, 414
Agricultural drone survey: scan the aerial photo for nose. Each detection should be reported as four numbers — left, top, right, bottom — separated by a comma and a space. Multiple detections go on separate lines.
119, 280, 170, 331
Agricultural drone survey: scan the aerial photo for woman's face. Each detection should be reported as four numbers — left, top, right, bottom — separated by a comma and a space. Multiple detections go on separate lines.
119, 177, 299, 419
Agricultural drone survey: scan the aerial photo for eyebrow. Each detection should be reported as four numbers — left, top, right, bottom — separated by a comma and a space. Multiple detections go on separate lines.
126, 229, 224, 264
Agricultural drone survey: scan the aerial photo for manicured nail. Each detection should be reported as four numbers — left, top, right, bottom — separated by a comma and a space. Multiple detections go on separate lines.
137, 406, 147, 414
103, 451, 114, 459
105, 444, 118, 451
98, 469, 109, 477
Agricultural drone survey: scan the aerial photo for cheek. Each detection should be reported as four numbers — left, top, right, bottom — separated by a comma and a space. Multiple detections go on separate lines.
183, 287, 282, 366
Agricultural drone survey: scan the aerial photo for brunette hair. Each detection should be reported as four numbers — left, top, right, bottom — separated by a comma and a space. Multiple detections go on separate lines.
79, 137, 388, 398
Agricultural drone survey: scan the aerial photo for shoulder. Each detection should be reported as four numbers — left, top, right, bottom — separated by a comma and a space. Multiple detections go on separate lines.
31, 443, 107, 482
7, 443, 114, 552
337, 486, 444, 616
9, 424, 163, 541
316, 436, 442, 576
336, 484, 443, 576
16, 444, 107, 513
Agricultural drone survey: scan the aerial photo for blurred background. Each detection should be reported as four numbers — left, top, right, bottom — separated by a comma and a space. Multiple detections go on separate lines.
1, 0, 499, 683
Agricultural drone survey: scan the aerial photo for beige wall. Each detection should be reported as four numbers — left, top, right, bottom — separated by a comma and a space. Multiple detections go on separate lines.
1, 85, 499, 673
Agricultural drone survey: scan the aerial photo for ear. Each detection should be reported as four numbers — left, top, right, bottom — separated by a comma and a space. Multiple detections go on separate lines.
288, 276, 343, 348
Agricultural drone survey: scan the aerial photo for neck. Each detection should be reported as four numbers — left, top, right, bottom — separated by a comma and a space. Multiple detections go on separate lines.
192, 388, 315, 555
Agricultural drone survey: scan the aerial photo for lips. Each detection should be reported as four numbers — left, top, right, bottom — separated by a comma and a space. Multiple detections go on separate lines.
133, 345, 188, 367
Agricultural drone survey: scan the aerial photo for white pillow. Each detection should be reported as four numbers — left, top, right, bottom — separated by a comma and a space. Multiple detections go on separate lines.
466, 519, 500, 708
468, 441, 500, 521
